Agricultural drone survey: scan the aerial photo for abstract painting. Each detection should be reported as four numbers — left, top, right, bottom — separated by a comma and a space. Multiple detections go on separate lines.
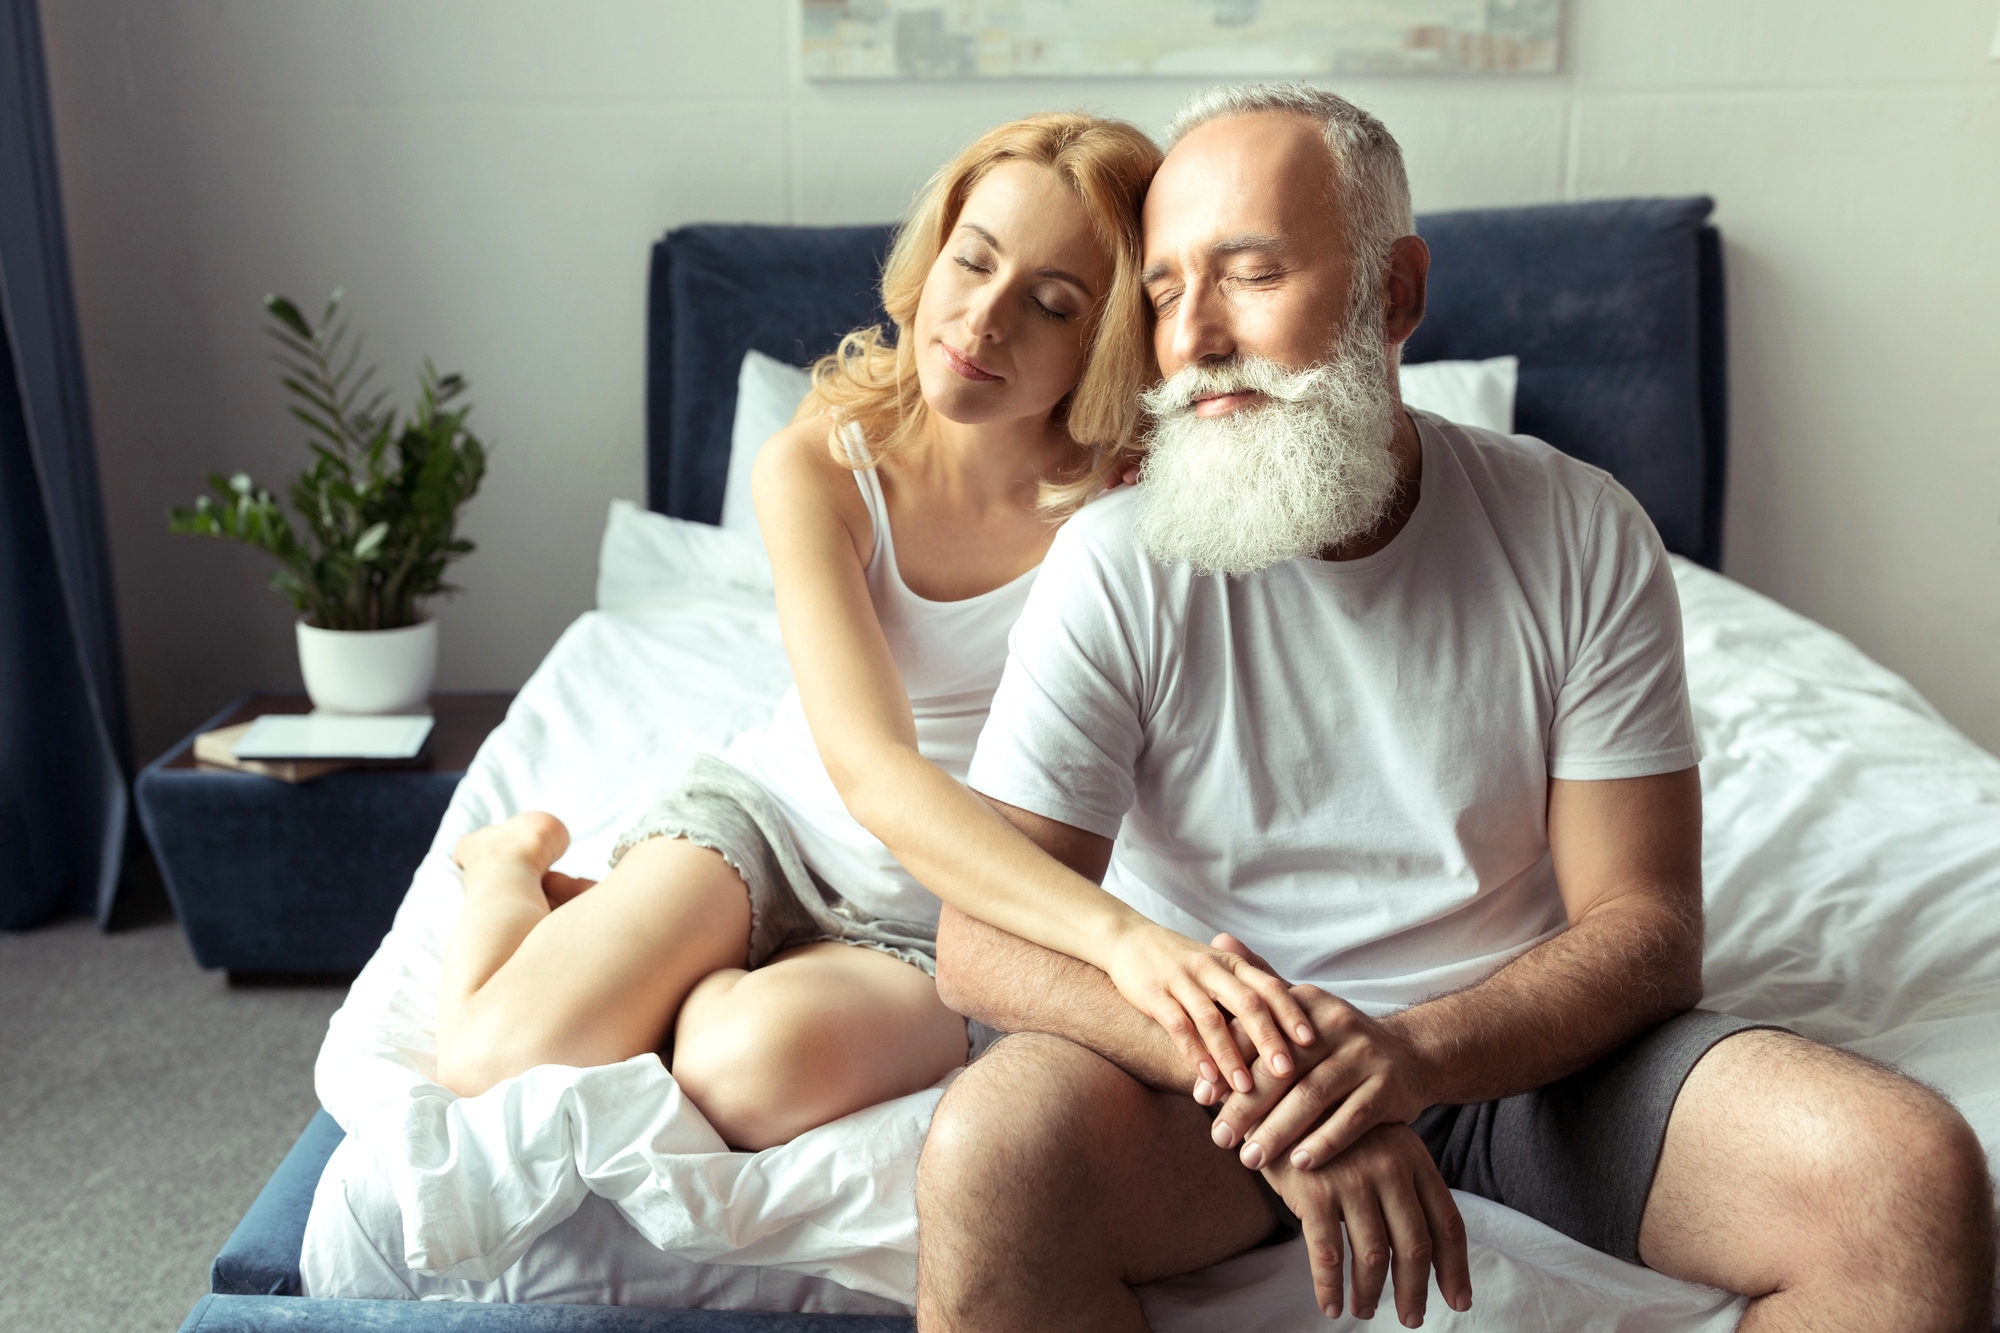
802, 0, 1560, 80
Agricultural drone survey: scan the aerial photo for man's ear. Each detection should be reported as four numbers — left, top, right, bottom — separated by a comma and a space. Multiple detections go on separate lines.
1382, 234, 1430, 348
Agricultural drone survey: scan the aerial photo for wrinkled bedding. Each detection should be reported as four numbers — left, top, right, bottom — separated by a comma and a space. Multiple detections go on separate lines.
303, 557, 2000, 1328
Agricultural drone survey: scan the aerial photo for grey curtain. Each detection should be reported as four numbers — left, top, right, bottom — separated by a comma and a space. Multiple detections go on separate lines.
0, 0, 132, 928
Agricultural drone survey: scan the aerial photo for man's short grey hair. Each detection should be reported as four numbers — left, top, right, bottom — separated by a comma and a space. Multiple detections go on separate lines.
1166, 83, 1414, 299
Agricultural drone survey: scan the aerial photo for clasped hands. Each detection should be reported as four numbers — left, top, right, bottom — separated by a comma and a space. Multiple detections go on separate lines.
1104, 925, 1472, 1325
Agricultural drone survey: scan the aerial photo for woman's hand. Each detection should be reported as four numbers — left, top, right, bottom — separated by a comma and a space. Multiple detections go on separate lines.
1102, 921, 1316, 1096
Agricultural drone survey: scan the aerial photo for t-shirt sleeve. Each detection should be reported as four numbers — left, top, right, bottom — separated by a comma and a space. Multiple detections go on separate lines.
1546, 478, 1702, 781
966, 517, 1148, 840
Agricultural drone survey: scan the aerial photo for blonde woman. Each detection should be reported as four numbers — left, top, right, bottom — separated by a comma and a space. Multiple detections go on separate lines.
435, 114, 1315, 1150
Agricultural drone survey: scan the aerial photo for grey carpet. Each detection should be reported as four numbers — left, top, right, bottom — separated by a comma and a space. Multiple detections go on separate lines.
0, 877, 347, 1333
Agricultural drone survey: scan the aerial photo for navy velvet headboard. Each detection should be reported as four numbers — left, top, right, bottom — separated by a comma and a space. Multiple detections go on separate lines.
647, 197, 1726, 569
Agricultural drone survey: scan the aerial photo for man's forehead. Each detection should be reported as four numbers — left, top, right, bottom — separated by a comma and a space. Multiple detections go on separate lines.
1142, 111, 1337, 267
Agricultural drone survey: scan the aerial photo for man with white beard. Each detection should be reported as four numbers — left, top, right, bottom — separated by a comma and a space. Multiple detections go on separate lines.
913, 85, 1994, 1332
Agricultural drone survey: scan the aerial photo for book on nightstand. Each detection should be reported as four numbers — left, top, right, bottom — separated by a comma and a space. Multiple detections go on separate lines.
193, 714, 435, 783
193, 723, 350, 783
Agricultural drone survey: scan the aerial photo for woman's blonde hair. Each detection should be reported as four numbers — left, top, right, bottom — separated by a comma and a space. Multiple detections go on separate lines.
800, 112, 1163, 516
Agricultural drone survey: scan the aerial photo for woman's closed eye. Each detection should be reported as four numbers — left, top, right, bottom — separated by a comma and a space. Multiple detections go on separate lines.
1030, 291, 1073, 322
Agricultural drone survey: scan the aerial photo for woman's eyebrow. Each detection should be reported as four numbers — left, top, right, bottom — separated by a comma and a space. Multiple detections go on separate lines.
1037, 265, 1093, 297
958, 222, 1003, 250
958, 221, 1094, 297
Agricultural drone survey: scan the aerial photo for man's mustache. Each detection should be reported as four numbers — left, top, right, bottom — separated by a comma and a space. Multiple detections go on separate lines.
1142, 355, 1329, 419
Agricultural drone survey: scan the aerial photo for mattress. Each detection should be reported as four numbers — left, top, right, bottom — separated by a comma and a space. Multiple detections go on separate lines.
303, 542, 2000, 1328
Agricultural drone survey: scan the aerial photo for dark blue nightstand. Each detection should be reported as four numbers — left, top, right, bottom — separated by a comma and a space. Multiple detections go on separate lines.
135, 691, 512, 977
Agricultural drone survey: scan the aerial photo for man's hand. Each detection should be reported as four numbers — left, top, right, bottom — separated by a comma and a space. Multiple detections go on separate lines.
1210, 987, 1432, 1172
1260, 1123, 1471, 1324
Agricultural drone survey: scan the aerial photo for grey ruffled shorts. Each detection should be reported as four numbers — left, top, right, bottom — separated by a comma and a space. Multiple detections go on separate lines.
612, 753, 941, 976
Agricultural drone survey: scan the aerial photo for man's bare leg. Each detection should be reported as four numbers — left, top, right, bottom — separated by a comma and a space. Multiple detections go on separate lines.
436, 817, 751, 1097
916, 1031, 1279, 1333
1639, 1029, 1995, 1332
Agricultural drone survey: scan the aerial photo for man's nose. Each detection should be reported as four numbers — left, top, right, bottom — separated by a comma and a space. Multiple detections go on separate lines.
1166, 281, 1233, 372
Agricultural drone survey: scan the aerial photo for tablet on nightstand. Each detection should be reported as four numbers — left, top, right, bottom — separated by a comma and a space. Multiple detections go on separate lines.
232, 713, 435, 762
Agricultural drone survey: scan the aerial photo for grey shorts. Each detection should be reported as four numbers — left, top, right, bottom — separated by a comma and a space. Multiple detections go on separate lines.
1255, 1009, 1784, 1263
613, 753, 941, 976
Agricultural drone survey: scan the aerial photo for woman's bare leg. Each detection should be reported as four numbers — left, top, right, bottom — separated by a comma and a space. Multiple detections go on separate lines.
671, 941, 968, 1150
436, 814, 752, 1097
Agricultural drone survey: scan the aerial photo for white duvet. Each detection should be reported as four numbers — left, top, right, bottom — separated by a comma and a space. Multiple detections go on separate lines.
304, 516, 2000, 1329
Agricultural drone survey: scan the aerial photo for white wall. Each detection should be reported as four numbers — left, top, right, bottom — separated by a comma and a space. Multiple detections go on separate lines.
38, 0, 2000, 761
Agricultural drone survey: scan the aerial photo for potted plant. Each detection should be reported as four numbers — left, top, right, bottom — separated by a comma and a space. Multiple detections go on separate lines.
170, 291, 487, 714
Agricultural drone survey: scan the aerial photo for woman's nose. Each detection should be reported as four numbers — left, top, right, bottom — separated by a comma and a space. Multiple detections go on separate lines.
961, 281, 1009, 342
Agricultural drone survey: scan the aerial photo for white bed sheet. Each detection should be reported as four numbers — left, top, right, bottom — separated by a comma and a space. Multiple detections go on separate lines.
303, 557, 2000, 1327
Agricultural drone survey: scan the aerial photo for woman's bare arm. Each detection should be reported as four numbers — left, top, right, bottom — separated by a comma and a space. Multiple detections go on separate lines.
750, 420, 1311, 1089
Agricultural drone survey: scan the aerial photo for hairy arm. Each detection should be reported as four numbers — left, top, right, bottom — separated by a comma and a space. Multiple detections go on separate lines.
931, 799, 1202, 1093
1217, 766, 1707, 1171
751, 424, 1306, 1086
1389, 766, 1705, 1103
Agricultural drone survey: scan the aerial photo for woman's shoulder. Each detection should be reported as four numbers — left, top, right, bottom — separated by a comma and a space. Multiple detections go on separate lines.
750, 413, 872, 553
754, 413, 856, 492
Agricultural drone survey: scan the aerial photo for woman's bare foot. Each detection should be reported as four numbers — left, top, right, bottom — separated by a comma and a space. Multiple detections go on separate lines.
454, 811, 571, 879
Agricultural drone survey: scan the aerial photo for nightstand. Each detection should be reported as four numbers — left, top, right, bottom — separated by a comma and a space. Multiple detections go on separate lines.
134, 691, 512, 978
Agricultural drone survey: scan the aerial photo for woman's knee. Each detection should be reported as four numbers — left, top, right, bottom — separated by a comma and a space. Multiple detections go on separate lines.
669, 973, 891, 1150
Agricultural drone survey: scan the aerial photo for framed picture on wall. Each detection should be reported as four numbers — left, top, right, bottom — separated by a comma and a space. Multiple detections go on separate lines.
801, 0, 1561, 80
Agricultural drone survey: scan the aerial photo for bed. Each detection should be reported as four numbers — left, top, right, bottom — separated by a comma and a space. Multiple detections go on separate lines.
182, 199, 2000, 1332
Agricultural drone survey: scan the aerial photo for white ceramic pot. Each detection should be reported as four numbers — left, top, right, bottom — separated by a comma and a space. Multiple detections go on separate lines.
296, 618, 437, 714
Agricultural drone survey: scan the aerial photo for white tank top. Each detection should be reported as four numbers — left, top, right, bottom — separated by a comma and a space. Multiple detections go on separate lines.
718, 431, 1041, 925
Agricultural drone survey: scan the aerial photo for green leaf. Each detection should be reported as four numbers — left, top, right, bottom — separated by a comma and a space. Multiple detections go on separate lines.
353, 521, 390, 560
263, 293, 313, 340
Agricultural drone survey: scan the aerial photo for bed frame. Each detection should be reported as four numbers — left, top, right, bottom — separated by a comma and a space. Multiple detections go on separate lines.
180, 196, 1728, 1332
647, 198, 1727, 568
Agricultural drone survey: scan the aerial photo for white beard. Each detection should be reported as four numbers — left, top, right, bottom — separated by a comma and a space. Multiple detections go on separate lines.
1136, 325, 1403, 576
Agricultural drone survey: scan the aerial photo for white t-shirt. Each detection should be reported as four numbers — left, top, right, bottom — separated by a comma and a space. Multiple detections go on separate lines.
966, 412, 1700, 1015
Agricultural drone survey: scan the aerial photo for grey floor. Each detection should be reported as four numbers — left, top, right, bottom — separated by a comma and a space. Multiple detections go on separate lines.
0, 873, 347, 1333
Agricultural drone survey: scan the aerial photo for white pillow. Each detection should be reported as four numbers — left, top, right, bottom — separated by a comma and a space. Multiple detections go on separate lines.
1399, 355, 1518, 434
596, 498, 772, 612
718, 351, 1514, 533
723, 350, 816, 535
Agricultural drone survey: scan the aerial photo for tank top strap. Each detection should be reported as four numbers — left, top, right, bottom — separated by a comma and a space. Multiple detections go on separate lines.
839, 422, 892, 570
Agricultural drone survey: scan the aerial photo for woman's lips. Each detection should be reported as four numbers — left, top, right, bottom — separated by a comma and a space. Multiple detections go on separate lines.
940, 343, 1001, 382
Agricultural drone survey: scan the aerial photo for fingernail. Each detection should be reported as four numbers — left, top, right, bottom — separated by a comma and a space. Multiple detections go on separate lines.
1404, 1314, 1422, 1329
1322, 1305, 1337, 1320
1291, 1148, 1312, 1169
1231, 1068, 1254, 1093
1271, 1052, 1293, 1076
1193, 1078, 1215, 1104
1200, 1060, 1219, 1083
1239, 1142, 1265, 1169
1211, 1119, 1234, 1148
1297, 1024, 1314, 1043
